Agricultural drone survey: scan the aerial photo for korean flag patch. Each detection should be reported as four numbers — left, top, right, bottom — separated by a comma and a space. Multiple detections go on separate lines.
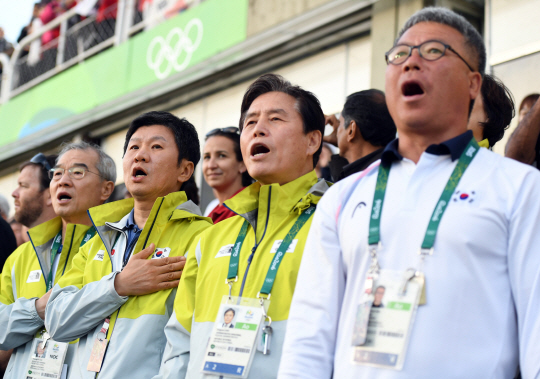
27, 270, 42, 283
152, 247, 171, 259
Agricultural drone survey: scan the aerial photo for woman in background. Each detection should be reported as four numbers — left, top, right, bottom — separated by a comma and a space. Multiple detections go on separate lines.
467, 74, 514, 149
203, 127, 252, 223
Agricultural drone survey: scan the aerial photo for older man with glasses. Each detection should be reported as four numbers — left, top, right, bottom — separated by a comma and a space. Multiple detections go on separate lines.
0, 143, 115, 379
279, 7, 540, 379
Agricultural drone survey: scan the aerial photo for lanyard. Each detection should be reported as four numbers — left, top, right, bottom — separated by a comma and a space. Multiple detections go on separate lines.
226, 205, 316, 299
47, 232, 63, 291
81, 226, 96, 247
46, 226, 97, 291
368, 138, 480, 254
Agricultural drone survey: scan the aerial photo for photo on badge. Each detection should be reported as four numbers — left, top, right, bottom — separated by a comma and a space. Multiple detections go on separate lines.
222, 307, 237, 328
34, 338, 48, 358
201, 296, 267, 378
351, 270, 421, 371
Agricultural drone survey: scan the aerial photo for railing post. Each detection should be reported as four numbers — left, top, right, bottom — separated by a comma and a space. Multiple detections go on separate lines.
0, 53, 11, 104
114, 0, 127, 46
57, 18, 68, 66
122, 0, 136, 42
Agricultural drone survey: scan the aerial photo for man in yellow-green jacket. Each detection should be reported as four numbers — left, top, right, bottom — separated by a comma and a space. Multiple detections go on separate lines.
45, 111, 212, 379
0, 145, 116, 379
156, 74, 330, 379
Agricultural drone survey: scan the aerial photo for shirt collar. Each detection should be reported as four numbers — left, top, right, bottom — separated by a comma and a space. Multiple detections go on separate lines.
381, 130, 474, 166
125, 209, 140, 232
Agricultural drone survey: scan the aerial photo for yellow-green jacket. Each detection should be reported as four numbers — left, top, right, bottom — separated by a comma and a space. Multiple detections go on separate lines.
0, 217, 92, 379
156, 171, 330, 379
45, 192, 212, 379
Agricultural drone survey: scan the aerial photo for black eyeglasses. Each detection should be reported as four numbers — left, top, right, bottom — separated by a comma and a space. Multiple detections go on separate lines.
30, 153, 52, 172
385, 40, 475, 72
205, 127, 240, 139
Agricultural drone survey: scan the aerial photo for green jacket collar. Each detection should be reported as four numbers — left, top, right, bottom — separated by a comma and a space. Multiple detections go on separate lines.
89, 191, 209, 255
28, 217, 92, 283
224, 171, 330, 239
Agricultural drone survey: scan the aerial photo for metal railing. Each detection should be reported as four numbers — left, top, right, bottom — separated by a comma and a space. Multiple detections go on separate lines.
0, 0, 201, 104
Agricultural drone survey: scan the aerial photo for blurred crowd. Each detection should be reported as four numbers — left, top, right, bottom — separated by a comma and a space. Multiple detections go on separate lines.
0, 0, 205, 87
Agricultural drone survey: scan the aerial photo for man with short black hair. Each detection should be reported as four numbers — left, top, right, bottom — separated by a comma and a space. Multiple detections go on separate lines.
45, 111, 212, 379
0, 145, 115, 379
155, 73, 330, 379
279, 7, 540, 378
326, 90, 396, 180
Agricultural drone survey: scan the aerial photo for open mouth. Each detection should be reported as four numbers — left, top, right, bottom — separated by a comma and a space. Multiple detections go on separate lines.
132, 167, 148, 178
57, 192, 72, 201
402, 81, 425, 97
251, 144, 270, 157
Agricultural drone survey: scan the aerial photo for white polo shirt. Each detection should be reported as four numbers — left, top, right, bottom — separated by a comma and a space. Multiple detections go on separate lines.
278, 131, 540, 379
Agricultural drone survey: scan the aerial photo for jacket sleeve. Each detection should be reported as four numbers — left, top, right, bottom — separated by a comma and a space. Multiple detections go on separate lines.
278, 185, 345, 379
45, 242, 128, 342
154, 238, 201, 379
0, 249, 44, 350
507, 170, 540, 378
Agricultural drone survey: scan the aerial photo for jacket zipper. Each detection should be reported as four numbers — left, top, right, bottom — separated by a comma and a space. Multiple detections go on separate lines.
97, 200, 164, 373
238, 187, 272, 297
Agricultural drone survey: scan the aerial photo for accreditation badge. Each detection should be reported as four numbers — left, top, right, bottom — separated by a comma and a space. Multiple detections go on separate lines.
351, 269, 421, 370
201, 296, 268, 378
25, 338, 68, 379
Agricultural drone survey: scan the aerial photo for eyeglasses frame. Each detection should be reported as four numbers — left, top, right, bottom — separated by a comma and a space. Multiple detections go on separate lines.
385, 39, 475, 72
48, 166, 103, 181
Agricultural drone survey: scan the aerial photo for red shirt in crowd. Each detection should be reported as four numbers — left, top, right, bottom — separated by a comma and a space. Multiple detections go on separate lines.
208, 188, 245, 224
97, 0, 118, 22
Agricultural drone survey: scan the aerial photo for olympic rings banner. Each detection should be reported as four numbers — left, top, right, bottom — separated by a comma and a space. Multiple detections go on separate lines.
0, 0, 248, 149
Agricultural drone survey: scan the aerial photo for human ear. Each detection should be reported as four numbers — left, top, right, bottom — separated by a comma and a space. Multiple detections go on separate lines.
347, 120, 357, 142
239, 161, 247, 174
101, 181, 115, 202
468, 71, 482, 101
44, 189, 53, 207
177, 159, 195, 185
306, 130, 322, 157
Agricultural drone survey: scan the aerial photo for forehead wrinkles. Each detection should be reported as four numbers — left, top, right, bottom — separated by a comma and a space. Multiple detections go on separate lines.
58, 150, 98, 168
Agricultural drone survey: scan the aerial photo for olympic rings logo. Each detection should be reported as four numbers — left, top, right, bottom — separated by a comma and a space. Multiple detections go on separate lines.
146, 18, 204, 80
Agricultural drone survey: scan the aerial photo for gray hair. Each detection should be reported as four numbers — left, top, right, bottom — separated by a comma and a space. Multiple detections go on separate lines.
396, 7, 486, 77
0, 194, 9, 218
57, 141, 117, 183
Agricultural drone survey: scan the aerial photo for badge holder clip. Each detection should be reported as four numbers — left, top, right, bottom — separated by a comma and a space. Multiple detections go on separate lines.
257, 293, 273, 355
226, 276, 238, 301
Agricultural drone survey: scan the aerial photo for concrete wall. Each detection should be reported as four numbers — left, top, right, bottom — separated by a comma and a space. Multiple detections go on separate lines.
487, 0, 540, 155
247, 0, 334, 36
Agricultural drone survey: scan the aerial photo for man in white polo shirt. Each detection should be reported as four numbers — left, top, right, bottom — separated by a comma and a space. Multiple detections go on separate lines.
278, 7, 540, 379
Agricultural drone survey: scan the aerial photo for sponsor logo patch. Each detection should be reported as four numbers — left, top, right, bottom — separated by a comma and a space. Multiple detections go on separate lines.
270, 239, 299, 254
152, 247, 171, 259
215, 244, 234, 258
93, 250, 105, 261
26, 270, 41, 283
